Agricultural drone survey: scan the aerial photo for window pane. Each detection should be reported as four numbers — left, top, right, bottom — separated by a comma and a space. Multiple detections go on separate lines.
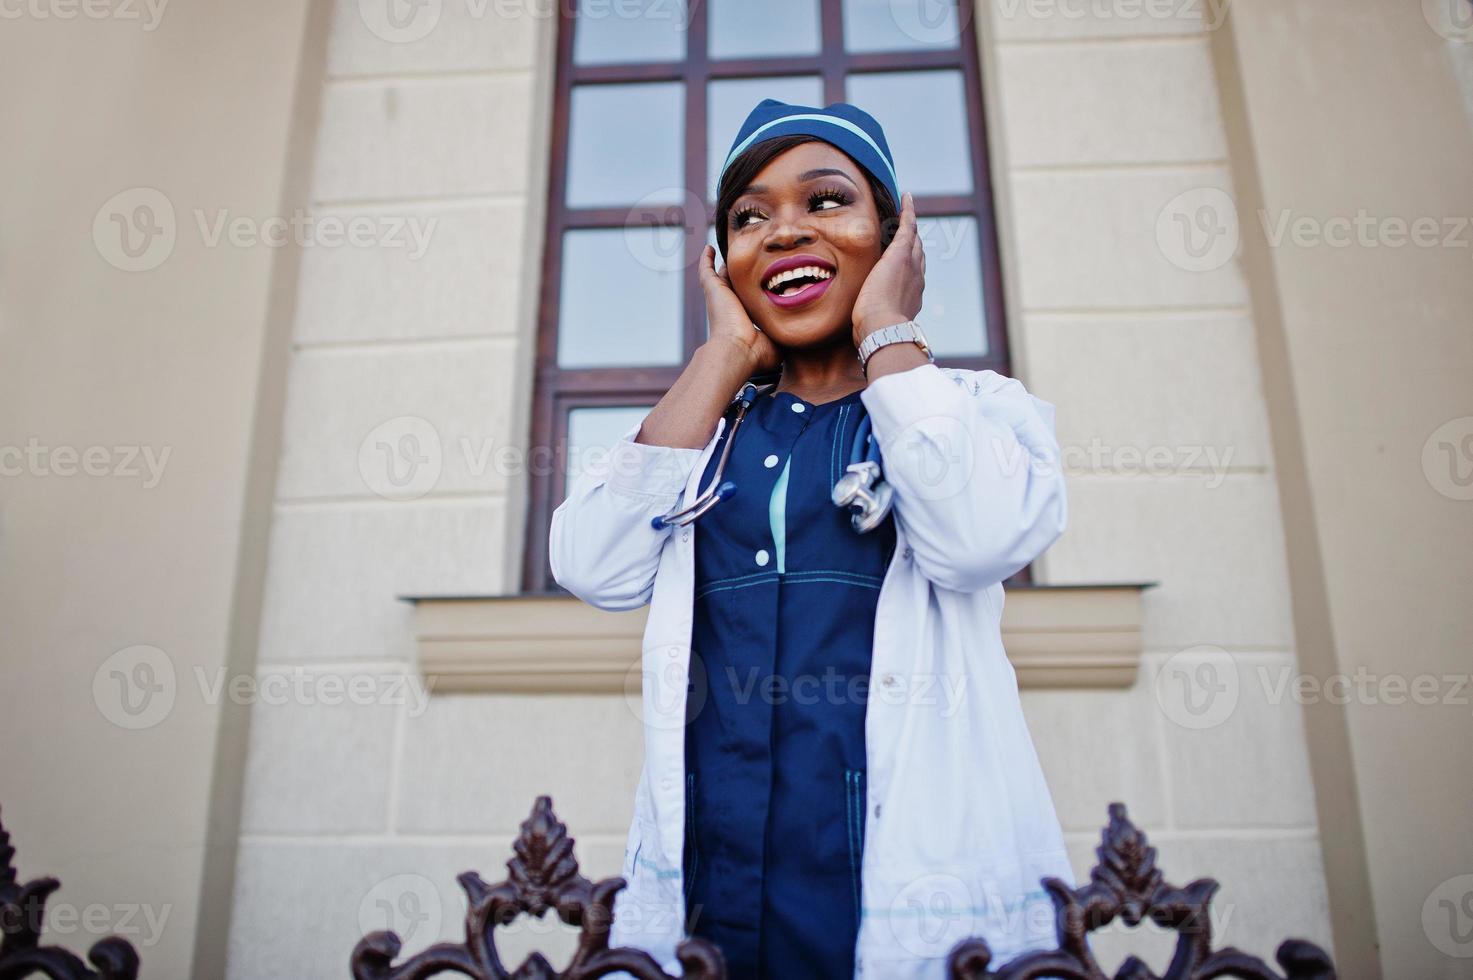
846, 70, 972, 196
567, 82, 685, 208
558, 227, 683, 368
843, 0, 962, 52
573, 0, 688, 65
917, 215, 988, 357
708, 75, 824, 201
709, 0, 820, 60
565, 406, 656, 493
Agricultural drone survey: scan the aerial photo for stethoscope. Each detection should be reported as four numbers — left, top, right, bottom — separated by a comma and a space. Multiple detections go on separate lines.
651, 380, 894, 533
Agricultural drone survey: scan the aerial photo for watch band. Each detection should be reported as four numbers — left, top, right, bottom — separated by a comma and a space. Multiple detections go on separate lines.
857, 320, 934, 375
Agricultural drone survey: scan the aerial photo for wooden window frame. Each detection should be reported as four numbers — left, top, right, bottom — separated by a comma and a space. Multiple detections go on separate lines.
523, 0, 1020, 593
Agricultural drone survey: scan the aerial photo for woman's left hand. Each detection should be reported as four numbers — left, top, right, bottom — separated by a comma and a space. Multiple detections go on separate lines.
851, 190, 926, 346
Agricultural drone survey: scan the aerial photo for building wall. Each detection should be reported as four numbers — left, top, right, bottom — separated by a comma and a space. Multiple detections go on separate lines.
1215, 1, 1473, 975
0, 1, 319, 977
983, 2, 1333, 970
222, 4, 623, 977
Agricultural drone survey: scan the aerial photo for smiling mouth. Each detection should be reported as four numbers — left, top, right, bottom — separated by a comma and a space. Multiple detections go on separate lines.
764, 264, 834, 297
763, 265, 837, 309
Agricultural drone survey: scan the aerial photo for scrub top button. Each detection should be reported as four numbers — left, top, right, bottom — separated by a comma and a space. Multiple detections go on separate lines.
764, 454, 779, 468
755, 549, 770, 566
791, 402, 806, 413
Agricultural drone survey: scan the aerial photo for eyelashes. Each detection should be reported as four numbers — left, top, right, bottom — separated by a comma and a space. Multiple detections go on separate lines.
728, 186, 854, 231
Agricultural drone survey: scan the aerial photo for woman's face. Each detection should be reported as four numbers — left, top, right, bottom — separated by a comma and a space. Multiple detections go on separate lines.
722, 141, 885, 350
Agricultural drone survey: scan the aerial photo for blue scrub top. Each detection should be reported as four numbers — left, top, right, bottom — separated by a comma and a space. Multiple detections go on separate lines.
683, 385, 897, 978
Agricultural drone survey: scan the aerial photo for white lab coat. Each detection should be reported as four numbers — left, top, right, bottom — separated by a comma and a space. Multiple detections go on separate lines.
549, 363, 1075, 977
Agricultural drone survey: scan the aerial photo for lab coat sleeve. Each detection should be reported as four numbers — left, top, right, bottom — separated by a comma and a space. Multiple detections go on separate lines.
547, 416, 706, 611
859, 363, 1067, 593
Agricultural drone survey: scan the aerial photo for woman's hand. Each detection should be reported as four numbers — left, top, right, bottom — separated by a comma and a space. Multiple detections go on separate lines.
700, 243, 782, 375
851, 190, 926, 346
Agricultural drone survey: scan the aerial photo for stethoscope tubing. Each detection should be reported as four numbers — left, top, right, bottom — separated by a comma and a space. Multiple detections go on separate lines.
650, 380, 885, 531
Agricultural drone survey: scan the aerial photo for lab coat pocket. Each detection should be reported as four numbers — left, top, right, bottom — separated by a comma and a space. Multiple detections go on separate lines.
844, 766, 867, 923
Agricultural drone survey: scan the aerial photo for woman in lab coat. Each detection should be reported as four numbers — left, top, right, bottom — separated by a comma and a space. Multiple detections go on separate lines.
550, 99, 1074, 979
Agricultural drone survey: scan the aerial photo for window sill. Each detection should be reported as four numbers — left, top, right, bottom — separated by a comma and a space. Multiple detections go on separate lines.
402, 583, 1152, 693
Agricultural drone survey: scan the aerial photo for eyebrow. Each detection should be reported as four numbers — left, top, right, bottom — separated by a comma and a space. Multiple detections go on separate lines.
739, 168, 859, 198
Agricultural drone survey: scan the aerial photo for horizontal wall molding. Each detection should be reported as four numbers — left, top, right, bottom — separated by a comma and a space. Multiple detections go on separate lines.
405, 584, 1152, 694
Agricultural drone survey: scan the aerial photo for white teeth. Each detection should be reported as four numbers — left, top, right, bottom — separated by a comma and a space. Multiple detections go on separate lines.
765, 265, 834, 292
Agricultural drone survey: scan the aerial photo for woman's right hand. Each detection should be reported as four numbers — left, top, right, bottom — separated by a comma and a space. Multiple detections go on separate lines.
699, 244, 782, 375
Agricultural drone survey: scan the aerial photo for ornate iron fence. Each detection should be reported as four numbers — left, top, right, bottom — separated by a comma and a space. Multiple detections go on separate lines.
0, 798, 1338, 980
0, 806, 139, 980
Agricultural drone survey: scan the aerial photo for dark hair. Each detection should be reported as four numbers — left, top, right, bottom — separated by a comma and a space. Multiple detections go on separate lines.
713, 133, 899, 263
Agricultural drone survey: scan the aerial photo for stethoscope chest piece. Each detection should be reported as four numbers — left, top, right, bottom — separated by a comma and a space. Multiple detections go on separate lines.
832, 458, 894, 534
831, 414, 894, 533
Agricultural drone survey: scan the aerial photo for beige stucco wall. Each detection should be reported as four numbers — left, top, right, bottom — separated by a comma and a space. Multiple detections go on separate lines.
222, 4, 597, 976
0, 0, 318, 976
980, 1, 1333, 970
1214, 1, 1473, 975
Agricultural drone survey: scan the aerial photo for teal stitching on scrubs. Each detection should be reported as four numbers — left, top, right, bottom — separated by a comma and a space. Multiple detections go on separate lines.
830, 404, 849, 486
694, 570, 777, 601
783, 570, 885, 589
684, 772, 698, 903
769, 457, 791, 573
845, 769, 861, 919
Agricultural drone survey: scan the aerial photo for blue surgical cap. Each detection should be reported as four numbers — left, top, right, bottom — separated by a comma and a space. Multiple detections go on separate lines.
717, 98, 901, 211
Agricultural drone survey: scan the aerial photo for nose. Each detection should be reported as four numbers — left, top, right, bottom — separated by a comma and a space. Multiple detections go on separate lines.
764, 202, 816, 251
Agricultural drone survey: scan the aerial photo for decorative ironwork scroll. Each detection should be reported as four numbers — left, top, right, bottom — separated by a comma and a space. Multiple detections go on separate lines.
0, 806, 140, 980
350, 796, 726, 980
946, 802, 1338, 980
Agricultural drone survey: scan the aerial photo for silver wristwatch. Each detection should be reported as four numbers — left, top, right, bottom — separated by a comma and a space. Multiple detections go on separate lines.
857, 319, 934, 376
